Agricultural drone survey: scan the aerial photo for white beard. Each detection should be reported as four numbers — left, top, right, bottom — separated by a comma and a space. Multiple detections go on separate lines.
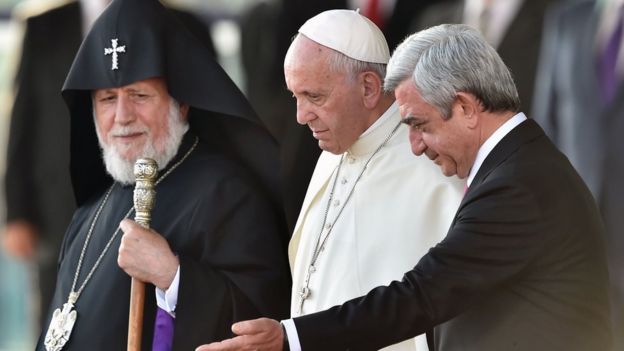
94, 99, 189, 185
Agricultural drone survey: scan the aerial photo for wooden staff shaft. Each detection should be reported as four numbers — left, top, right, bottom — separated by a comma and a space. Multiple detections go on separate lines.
128, 278, 146, 350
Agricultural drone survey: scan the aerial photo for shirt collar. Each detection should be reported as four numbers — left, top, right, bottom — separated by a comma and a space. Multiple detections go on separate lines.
466, 112, 527, 186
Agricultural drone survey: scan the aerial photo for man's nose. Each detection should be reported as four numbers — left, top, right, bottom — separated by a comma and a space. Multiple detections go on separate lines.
115, 96, 136, 124
114, 96, 135, 124
295, 101, 315, 126
409, 129, 427, 156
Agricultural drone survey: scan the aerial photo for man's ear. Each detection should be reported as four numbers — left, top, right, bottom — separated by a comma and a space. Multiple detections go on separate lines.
454, 92, 480, 129
361, 71, 383, 109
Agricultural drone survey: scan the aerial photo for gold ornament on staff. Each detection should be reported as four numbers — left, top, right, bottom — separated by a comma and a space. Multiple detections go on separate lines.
128, 158, 158, 351
133, 159, 158, 228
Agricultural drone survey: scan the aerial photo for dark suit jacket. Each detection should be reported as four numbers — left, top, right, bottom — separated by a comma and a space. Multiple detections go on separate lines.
292, 119, 612, 350
532, 0, 624, 346
411, 0, 555, 115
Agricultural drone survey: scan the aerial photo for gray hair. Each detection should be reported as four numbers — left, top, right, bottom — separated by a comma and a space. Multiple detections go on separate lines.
384, 24, 520, 119
326, 48, 387, 83
295, 33, 387, 83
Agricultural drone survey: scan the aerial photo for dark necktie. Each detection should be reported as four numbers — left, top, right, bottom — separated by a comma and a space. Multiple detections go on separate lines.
598, 7, 624, 104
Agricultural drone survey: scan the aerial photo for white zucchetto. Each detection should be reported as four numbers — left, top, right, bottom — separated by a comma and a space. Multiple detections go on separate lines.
298, 9, 390, 64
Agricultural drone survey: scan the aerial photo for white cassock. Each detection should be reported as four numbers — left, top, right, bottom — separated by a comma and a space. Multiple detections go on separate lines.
289, 102, 464, 351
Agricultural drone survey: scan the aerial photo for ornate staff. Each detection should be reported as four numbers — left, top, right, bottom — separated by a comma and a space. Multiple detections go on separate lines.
128, 158, 158, 351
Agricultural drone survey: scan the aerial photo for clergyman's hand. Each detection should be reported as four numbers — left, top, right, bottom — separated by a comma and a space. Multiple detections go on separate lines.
117, 219, 179, 289
195, 318, 284, 351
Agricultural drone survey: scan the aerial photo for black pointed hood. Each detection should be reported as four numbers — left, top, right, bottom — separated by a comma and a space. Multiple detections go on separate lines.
63, 0, 281, 207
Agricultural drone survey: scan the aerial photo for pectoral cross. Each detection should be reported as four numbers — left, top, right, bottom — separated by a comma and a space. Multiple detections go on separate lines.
104, 38, 126, 70
296, 265, 316, 316
44, 292, 78, 351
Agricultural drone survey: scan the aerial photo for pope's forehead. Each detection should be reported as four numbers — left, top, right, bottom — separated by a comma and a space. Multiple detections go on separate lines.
285, 36, 331, 65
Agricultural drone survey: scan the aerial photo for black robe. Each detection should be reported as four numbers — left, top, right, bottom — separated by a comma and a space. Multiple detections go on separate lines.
36, 134, 291, 350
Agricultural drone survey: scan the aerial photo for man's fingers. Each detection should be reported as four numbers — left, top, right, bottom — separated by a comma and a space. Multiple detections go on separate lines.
119, 218, 136, 233
119, 219, 155, 241
231, 318, 271, 335
195, 337, 242, 351
195, 342, 219, 351
195, 320, 282, 351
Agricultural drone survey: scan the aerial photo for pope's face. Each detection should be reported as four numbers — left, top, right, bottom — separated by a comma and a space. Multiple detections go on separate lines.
284, 36, 371, 155
93, 77, 178, 162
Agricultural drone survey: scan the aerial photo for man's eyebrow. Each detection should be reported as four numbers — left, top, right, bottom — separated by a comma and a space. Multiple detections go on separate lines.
401, 116, 422, 125
96, 88, 115, 95
125, 87, 146, 93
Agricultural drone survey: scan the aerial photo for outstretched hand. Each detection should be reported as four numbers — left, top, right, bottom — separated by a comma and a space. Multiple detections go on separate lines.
195, 318, 284, 351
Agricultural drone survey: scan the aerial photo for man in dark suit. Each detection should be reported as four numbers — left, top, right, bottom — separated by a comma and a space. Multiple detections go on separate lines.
2, 0, 215, 327
197, 24, 612, 351
411, 0, 556, 116
532, 0, 624, 347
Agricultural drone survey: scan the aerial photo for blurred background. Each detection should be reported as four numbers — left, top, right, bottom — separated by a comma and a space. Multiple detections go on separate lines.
0, 2, 33, 350
1, 0, 622, 350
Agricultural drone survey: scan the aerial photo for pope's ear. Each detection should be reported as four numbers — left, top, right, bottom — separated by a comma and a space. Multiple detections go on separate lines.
361, 71, 383, 109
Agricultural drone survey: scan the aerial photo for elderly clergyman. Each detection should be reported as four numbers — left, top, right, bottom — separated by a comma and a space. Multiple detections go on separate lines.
36, 0, 290, 350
